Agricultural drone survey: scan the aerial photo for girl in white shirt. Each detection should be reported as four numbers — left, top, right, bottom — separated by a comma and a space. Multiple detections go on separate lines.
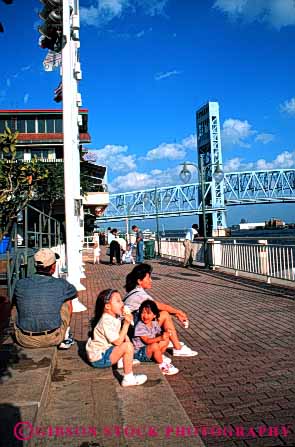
86, 288, 147, 387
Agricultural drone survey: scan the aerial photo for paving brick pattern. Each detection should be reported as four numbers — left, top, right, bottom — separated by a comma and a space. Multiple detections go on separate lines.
73, 248, 295, 447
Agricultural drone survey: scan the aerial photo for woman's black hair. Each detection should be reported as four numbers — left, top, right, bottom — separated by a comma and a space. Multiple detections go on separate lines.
125, 263, 153, 293
89, 289, 118, 338
138, 299, 160, 321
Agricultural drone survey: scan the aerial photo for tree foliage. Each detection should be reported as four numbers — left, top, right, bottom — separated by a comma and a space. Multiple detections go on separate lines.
0, 126, 96, 242
0, 127, 49, 240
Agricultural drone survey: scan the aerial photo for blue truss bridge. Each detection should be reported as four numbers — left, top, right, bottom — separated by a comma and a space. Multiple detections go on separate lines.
97, 168, 295, 222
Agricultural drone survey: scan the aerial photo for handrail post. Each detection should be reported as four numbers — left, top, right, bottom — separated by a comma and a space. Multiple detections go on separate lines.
234, 239, 239, 276
258, 239, 270, 283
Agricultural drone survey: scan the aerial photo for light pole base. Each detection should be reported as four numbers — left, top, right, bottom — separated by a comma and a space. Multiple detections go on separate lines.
67, 276, 86, 291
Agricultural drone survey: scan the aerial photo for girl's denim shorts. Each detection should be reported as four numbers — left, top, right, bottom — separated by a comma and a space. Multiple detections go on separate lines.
90, 346, 114, 368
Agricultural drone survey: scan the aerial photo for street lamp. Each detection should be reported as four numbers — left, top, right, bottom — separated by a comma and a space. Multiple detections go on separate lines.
119, 202, 132, 243
143, 187, 162, 257
179, 154, 224, 268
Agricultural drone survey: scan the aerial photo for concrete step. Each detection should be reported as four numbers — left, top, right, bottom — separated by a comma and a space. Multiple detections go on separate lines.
40, 341, 205, 447
0, 335, 57, 447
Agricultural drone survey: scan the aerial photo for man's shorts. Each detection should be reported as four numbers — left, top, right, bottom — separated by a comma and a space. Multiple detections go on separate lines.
15, 301, 71, 349
134, 346, 152, 363
90, 346, 114, 368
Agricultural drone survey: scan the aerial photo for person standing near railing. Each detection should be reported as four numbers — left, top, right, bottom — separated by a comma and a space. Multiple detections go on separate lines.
183, 224, 199, 268
132, 225, 144, 264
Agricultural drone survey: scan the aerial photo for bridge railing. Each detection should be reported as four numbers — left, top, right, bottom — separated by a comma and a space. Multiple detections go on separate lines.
160, 237, 295, 285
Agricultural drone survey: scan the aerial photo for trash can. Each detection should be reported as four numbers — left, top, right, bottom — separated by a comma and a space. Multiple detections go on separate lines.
0, 236, 10, 254
144, 240, 155, 259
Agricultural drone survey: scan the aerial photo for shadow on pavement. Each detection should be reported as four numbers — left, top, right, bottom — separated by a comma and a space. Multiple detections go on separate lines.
0, 404, 23, 447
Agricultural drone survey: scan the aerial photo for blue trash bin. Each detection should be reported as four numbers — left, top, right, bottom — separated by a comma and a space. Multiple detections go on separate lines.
0, 236, 10, 254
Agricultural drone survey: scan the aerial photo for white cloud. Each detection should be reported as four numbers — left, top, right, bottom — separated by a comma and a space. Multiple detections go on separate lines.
23, 93, 29, 105
255, 133, 274, 144
213, 0, 295, 29
224, 157, 244, 172
80, 0, 169, 28
109, 166, 183, 192
261, 150, 295, 169
222, 118, 256, 149
93, 144, 136, 172
154, 70, 182, 81
280, 97, 295, 116
224, 150, 295, 172
145, 143, 186, 161
21, 65, 32, 72
136, 30, 145, 37
181, 134, 197, 150
145, 134, 196, 161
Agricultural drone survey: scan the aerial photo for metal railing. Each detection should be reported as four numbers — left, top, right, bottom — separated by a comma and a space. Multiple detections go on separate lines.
5, 205, 64, 301
213, 238, 295, 283
160, 237, 295, 284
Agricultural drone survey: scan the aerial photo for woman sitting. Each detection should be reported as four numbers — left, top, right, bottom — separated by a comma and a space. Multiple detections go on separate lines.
124, 263, 198, 357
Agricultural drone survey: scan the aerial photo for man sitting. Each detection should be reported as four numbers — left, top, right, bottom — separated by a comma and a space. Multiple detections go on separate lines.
14, 248, 76, 349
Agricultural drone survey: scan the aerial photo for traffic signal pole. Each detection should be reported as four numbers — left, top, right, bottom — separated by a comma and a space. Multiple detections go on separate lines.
62, 0, 85, 290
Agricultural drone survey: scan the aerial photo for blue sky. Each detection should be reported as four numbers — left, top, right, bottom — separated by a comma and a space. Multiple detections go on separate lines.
1, 0, 295, 225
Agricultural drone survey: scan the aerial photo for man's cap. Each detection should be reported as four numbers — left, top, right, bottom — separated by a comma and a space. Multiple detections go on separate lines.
34, 248, 60, 267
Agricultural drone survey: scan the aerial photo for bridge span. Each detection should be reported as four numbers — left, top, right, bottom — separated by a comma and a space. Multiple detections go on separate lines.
96, 168, 295, 223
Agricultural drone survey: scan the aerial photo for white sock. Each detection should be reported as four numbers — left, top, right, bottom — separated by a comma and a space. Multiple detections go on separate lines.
65, 326, 70, 339
124, 372, 134, 381
159, 361, 166, 368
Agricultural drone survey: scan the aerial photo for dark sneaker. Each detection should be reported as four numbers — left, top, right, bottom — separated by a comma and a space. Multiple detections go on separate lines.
58, 337, 75, 350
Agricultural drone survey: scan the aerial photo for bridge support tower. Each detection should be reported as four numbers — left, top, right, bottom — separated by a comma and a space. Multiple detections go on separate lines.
196, 101, 227, 236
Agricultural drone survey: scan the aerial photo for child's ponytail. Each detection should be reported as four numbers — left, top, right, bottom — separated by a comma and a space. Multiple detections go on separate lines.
89, 288, 118, 338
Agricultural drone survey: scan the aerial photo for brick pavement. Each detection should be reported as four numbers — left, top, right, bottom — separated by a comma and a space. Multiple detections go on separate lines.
72, 248, 295, 447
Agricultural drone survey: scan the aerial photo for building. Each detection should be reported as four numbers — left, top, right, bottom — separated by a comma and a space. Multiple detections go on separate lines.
0, 109, 109, 231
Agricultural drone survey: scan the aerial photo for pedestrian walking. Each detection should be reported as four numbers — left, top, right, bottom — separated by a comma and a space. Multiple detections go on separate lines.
183, 224, 199, 267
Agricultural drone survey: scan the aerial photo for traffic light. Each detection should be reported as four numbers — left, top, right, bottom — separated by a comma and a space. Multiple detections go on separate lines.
0, 0, 13, 33
38, 0, 65, 52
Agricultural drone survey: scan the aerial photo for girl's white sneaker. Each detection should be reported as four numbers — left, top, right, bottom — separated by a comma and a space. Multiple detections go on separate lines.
117, 358, 140, 369
162, 355, 172, 364
159, 363, 179, 376
121, 374, 147, 387
173, 345, 198, 357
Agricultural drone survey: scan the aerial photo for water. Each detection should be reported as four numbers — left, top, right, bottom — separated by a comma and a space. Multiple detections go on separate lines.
159, 228, 295, 242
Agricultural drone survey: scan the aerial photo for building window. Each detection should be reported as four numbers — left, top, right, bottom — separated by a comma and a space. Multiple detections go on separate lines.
46, 119, 54, 133
38, 119, 46, 133
17, 119, 26, 133
55, 118, 62, 133
0, 120, 5, 132
26, 119, 35, 133
31, 148, 49, 159
15, 150, 24, 160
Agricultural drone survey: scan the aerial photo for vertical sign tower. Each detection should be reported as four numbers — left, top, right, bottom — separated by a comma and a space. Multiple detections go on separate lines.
196, 101, 226, 236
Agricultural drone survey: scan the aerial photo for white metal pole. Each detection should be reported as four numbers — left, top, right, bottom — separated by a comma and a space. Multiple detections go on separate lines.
62, 0, 84, 289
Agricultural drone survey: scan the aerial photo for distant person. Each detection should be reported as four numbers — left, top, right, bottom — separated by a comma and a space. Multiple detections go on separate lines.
122, 243, 136, 264
183, 224, 199, 268
133, 299, 179, 376
107, 227, 113, 245
86, 289, 147, 387
14, 248, 76, 349
93, 232, 101, 264
109, 229, 121, 265
132, 225, 144, 263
